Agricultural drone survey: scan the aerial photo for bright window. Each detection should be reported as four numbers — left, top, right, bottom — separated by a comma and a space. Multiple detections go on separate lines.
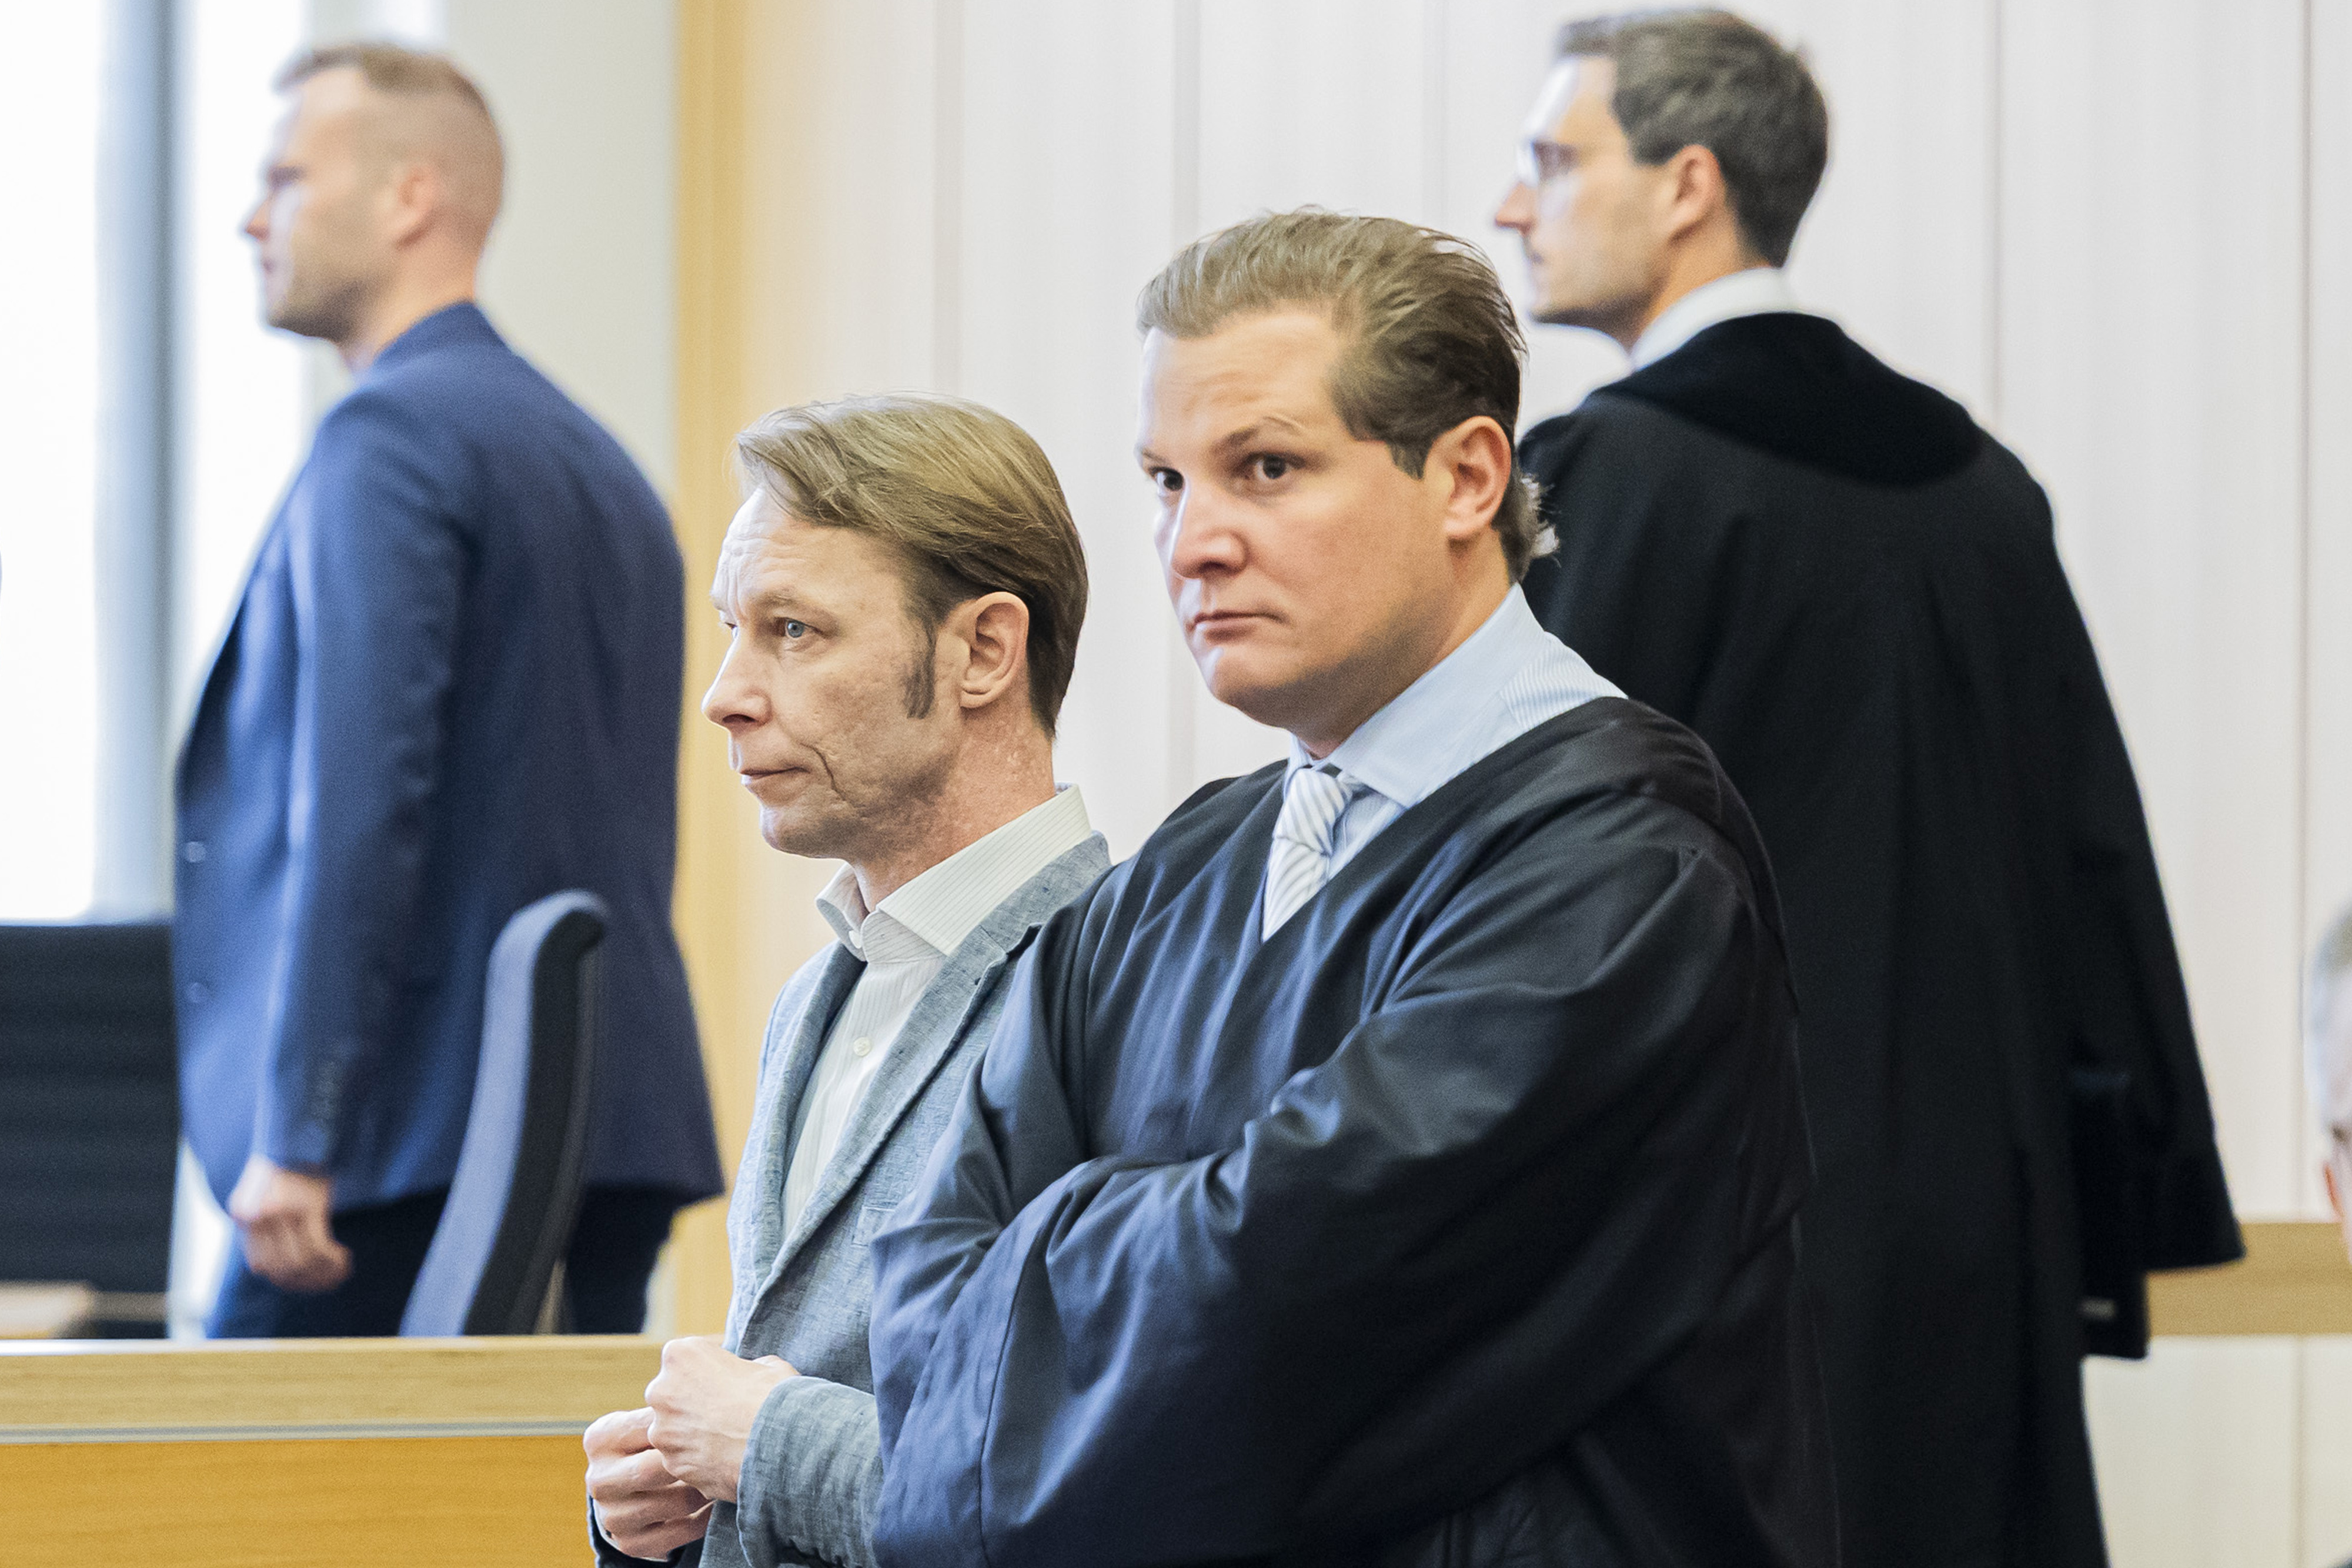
0, 12, 105, 918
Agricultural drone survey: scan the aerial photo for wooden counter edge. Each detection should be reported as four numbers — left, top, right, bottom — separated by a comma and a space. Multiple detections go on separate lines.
0, 1333, 663, 1434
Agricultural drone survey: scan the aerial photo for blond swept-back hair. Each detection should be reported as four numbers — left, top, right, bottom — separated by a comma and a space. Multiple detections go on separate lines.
1137, 209, 1550, 579
277, 42, 504, 237
734, 394, 1089, 737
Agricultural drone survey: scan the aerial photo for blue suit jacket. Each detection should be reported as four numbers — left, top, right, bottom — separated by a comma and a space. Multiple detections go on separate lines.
173, 303, 723, 1212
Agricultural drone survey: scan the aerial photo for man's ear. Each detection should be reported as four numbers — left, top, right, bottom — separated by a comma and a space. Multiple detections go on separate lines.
1429, 416, 1515, 546
385, 158, 442, 246
1660, 143, 1732, 246
949, 592, 1032, 715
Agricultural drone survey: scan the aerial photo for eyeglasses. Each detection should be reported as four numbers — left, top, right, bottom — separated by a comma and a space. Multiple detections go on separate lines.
1515, 138, 1579, 188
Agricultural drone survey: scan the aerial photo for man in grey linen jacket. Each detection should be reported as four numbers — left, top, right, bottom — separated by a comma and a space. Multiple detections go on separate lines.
584, 393, 1107, 1567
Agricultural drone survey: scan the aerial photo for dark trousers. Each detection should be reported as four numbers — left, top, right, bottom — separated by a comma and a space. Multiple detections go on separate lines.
207, 1184, 686, 1338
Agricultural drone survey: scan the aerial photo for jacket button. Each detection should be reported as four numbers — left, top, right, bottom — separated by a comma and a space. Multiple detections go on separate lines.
183, 981, 211, 1005
183, 840, 208, 863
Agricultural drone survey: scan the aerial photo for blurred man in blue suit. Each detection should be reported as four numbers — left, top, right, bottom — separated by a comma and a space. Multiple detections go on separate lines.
174, 42, 721, 1338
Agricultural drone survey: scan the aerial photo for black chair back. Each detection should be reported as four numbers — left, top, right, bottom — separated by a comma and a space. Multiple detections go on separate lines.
0, 922, 178, 1324
400, 891, 605, 1336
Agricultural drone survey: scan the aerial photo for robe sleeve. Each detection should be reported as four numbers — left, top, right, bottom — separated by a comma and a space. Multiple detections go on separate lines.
2034, 521, 2241, 1270
867, 819, 1803, 1568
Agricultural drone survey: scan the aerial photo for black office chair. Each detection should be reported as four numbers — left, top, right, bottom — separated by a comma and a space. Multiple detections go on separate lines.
0, 921, 178, 1334
400, 891, 606, 1336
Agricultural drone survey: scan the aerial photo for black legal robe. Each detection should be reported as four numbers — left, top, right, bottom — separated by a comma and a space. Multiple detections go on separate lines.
1518, 313, 2243, 1568
867, 701, 1838, 1568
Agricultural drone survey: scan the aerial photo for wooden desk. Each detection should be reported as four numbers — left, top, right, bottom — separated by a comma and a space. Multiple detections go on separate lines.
0, 1336, 661, 1565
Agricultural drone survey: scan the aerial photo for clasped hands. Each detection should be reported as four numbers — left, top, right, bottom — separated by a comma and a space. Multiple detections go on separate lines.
586, 1335, 797, 1560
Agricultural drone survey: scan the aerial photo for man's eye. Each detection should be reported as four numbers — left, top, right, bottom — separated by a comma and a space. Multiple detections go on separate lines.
1251, 455, 1293, 482
1150, 469, 1183, 496
781, 620, 808, 640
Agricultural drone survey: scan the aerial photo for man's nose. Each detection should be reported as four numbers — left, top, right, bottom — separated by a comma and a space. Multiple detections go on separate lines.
1163, 491, 1242, 581
1494, 182, 1535, 232
700, 644, 764, 730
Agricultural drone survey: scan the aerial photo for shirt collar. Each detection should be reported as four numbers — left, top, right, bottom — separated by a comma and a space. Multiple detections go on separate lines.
815, 785, 1094, 964
1289, 591, 1556, 811
1631, 267, 1802, 369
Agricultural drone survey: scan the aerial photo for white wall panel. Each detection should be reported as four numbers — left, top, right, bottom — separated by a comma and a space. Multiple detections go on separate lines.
1197, 0, 1435, 231
1744, 0, 1995, 413
957, 0, 1194, 855
2087, 1339, 2301, 1568
2304, 0, 2352, 1219
1997, 0, 2308, 1216
2307, 1338, 2352, 1567
450, 0, 677, 489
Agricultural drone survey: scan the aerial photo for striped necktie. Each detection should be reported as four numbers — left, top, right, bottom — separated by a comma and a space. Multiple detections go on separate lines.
1264, 764, 1357, 938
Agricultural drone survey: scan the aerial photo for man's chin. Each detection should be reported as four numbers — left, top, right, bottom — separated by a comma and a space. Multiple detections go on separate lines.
1197, 654, 1311, 734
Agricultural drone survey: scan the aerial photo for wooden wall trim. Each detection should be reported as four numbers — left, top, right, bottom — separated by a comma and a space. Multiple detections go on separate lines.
2149, 1219, 2352, 1337
670, 0, 754, 1336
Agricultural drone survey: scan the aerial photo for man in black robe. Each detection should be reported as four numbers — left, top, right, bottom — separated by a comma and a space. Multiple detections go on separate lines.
1494, 12, 2242, 1565
864, 210, 1837, 1566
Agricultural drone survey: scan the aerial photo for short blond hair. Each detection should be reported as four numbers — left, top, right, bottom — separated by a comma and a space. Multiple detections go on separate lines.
278, 42, 504, 239
734, 395, 1089, 736
1137, 209, 1549, 579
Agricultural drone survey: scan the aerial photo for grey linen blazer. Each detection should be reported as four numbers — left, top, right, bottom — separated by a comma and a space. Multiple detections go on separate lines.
594, 834, 1108, 1568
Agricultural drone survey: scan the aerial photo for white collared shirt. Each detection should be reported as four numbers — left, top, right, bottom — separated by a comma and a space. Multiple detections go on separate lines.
781, 785, 1094, 1232
1631, 266, 1806, 368
1262, 591, 1621, 932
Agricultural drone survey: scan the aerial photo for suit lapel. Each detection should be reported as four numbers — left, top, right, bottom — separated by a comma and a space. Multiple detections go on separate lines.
744, 945, 863, 1289
175, 508, 289, 788
760, 837, 1110, 1283
764, 925, 1016, 1281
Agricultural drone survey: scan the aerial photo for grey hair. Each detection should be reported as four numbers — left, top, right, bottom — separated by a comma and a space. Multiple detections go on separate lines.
2309, 907, 2352, 1136
1557, 9, 1829, 268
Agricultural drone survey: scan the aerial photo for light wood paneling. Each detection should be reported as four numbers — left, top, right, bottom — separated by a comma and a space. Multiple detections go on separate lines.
0, 1435, 592, 1567
0, 1338, 660, 1561
671, 0, 806, 1336
1997, 0, 2310, 1218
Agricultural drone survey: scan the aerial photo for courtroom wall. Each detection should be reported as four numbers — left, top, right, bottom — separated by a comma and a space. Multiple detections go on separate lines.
676, 3, 2351, 1562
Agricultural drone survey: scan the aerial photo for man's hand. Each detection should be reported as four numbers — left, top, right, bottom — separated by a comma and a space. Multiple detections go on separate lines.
643, 1335, 797, 1505
226, 1154, 352, 1292
587, 1406, 714, 1560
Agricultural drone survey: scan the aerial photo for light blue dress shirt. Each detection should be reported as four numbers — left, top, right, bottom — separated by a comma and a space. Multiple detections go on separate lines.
1271, 587, 1623, 908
